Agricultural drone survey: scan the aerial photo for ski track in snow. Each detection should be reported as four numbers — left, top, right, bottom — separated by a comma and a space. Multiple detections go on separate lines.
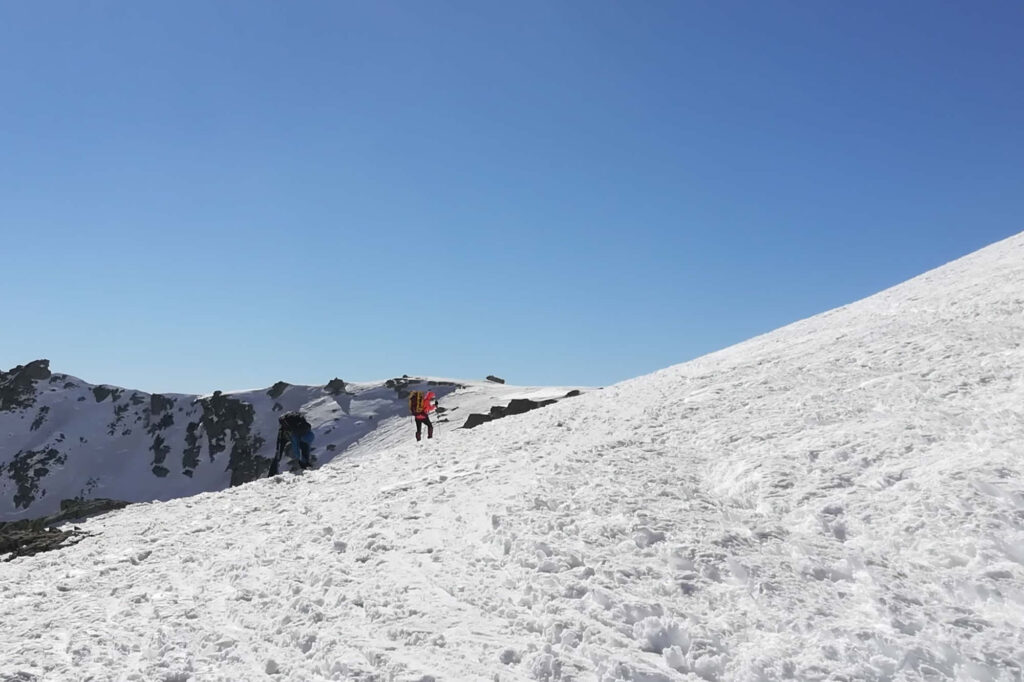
2, 233, 1024, 681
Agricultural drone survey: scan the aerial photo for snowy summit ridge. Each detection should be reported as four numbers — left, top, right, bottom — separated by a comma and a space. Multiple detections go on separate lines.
2, 232, 1023, 681
0, 367, 578, 522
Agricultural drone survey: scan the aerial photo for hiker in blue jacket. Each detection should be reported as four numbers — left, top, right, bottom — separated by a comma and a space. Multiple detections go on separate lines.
270, 411, 315, 474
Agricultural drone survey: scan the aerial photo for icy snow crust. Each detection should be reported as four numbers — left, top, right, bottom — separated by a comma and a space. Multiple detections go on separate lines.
2, 233, 1023, 681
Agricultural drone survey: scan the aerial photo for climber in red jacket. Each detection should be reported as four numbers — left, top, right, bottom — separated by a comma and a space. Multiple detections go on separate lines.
410, 390, 438, 441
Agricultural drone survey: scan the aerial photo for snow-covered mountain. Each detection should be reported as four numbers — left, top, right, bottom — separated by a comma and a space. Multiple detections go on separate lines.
0, 368, 581, 522
2, 232, 1022, 681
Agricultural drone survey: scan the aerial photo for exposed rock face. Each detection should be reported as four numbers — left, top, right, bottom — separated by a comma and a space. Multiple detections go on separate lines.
92, 385, 123, 403
1, 361, 555, 522
462, 397, 559, 429
195, 391, 266, 486
150, 393, 174, 416
463, 413, 492, 429
0, 359, 51, 411
506, 398, 556, 416
0, 525, 82, 561
267, 382, 290, 399
486, 375, 506, 384
0, 498, 129, 560
325, 378, 348, 395
385, 377, 464, 399
384, 376, 418, 398
0, 360, 278, 519
3, 447, 67, 510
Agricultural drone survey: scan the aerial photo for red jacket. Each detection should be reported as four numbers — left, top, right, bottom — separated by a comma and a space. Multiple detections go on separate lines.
415, 391, 437, 420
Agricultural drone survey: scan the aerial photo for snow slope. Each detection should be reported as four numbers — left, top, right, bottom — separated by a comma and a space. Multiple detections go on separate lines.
2, 232, 1023, 681
0, 369, 578, 521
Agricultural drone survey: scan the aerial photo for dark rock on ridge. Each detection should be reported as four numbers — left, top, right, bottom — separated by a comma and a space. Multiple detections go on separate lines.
462, 397, 559, 429
267, 381, 290, 399
463, 413, 491, 429
2, 447, 67, 510
325, 378, 349, 395
0, 498, 129, 560
92, 385, 123, 403
385, 376, 465, 399
150, 393, 174, 416
0, 359, 51, 412
194, 391, 266, 486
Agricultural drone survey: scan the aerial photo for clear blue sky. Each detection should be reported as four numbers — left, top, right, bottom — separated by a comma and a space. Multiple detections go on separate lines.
2, 2, 1021, 394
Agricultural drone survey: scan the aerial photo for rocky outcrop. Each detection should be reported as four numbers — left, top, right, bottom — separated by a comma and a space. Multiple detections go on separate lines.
194, 391, 266, 486
384, 376, 418, 398
0, 359, 51, 412
486, 375, 506, 384
325, 378, 349, 395
463, 413, 492, 429
150, 393, 174, 416
462, 397, 559, 429
2, 447, 67, 511
0, 498, 129, 560
385, 376, 465, 398
0, 525, 83, 561
0, 361, 279, 516
92, 385, 124, 403
267, 382, 290, 399
507, 398, 557, 415
0, 361, 525, 521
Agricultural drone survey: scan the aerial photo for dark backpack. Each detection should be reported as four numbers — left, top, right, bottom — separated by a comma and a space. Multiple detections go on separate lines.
409, 391, 425, 414
279, 411, 311, 435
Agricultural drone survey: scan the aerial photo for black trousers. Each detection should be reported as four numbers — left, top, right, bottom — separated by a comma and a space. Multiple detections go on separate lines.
416, 415, 433, 439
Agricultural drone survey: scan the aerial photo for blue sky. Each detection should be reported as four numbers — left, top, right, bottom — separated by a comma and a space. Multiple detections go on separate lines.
1, 1, 1021, 394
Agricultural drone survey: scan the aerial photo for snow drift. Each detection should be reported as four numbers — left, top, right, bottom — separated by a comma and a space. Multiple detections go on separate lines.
1, 233, 1022, 681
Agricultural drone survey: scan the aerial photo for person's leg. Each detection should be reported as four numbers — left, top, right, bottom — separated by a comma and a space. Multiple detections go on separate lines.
415, 417, 423, 441
424, 415, 433, 439
270, 429, 286, 476
300, 431, 314, 467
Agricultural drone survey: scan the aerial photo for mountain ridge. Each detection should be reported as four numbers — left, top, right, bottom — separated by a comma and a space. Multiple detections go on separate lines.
0, 363, 580, 521
1, 232, 1022, 680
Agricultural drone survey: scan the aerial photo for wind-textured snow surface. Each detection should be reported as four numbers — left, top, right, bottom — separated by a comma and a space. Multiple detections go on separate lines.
2, 233, 1023, 681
